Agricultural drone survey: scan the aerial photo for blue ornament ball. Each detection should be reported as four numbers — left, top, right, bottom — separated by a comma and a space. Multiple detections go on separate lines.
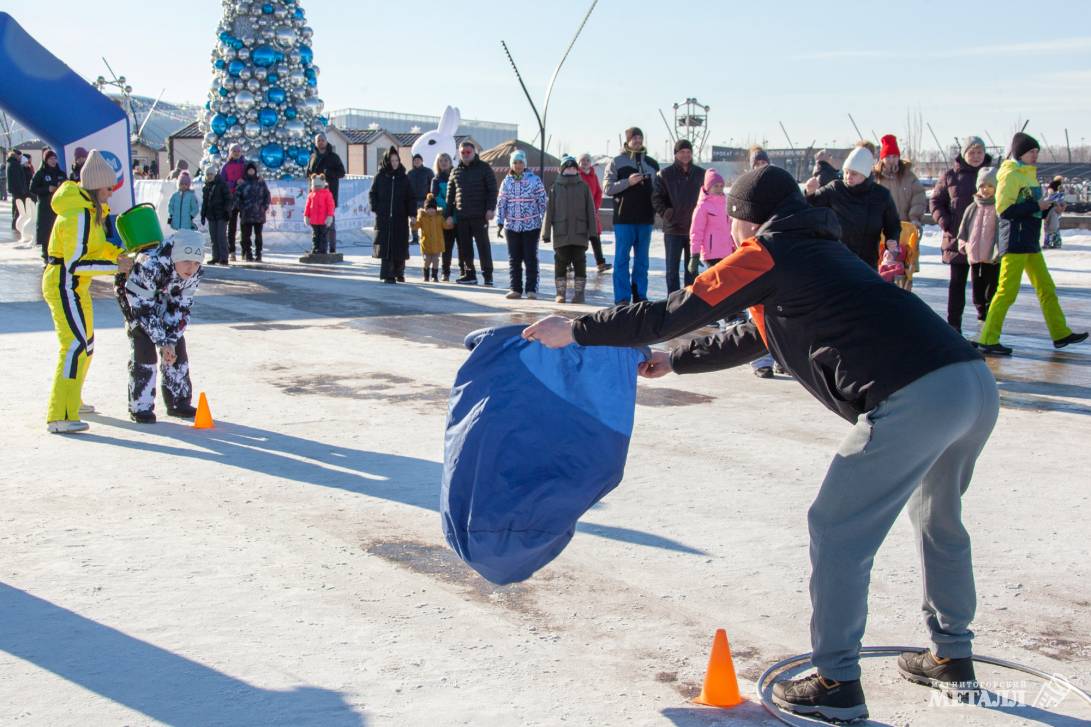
204, 101, 212, 111
218, 31, 235, 44
294, 147, 311, 165
304, 67, 316, 80
226, 114, 238, 126
258, 107, 279, 127
262, 3, 274, 14
299, 45, 313, 64
284, 107, 298, 120
318, 116, 329, 127
209, 145, 220, 155
210, 114, 229, 135
267, 73, 279, 84
227, 59, 246, 78
214, 59, 226, 70
306, 77, 317, 87
294, 8, 304, 19
252, 45, 277, 68
260, 143, 285, 169
267, 87, 287, 104
218, 87, 230, 97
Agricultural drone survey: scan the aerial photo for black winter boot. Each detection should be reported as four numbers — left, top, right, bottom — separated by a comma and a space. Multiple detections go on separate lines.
898, 650, 979, 700
771, 673, 868, 723
130, 410, 157, 424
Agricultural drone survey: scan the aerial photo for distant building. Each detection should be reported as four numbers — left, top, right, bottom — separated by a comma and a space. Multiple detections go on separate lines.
711, 145, 856, 181
341, 128, 400, 176
328, 108, 516, 152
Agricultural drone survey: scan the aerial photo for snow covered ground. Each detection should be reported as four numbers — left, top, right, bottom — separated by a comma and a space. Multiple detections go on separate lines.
1, 215, 1089, 726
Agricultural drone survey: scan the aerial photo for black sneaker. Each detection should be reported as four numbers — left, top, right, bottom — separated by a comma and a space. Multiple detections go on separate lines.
441, 273, 451, 282
130, 410, 157, 424
978, 342, 1013, 356
898, 650, 979, 700
754, 366, 774, 379
483, 278, 494, 288
456, 274, 478, 285
1054, 332, 1088, 349
167, 404, 198, 419
771, 673, 868, 723
597, 262, 613, 273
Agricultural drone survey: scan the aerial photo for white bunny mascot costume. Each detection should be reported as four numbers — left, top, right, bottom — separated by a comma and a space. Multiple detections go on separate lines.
411, 106, 461, 169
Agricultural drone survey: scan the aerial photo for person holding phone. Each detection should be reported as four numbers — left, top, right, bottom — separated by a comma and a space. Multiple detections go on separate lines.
603, 127, 659, 304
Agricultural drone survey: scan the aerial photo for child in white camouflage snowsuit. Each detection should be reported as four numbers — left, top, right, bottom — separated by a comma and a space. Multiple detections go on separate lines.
115, 229, 206, 423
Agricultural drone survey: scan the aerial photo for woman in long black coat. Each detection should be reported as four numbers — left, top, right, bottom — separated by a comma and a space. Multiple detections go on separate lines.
30, 149, 70, 261
368, 146, 416, 283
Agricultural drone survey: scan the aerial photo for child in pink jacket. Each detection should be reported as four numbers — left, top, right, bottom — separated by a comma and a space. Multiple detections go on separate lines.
688, 168, 736, 272
304, 174, 336, 254
688, 168, 744, 327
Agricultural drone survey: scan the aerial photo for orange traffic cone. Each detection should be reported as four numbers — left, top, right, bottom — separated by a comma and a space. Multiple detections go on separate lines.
193, 392, 214, 429
693, 628, 744, 708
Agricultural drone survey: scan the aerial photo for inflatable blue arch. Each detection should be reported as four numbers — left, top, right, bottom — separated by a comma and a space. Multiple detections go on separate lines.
0, 12, 134, 212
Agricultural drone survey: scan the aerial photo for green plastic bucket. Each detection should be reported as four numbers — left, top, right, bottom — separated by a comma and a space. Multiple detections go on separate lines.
116, 203, 164, 252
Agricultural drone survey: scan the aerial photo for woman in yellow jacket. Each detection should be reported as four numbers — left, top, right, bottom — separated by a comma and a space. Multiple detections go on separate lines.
975, 133, 1087, 356
43, 150, 132, 433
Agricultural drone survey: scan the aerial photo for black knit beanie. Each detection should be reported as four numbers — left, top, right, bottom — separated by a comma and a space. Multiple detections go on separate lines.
625, 126, 644, 142
727, 166, 804, 224
674, 139, 693, 154
1010, 132, 1040, 160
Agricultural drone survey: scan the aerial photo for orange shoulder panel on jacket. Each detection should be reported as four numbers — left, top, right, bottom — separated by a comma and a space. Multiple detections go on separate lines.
748, 303, 768, 347
690, 238, 774, 307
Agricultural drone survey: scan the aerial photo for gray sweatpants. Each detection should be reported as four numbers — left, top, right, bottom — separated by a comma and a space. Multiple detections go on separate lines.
808, 359, 999, 681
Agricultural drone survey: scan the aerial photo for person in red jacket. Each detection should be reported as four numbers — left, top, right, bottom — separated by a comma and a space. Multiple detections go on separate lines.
578, 153, 611, 272
304, 175, 336, 254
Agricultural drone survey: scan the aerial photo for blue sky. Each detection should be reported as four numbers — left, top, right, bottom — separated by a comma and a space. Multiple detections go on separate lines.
6, 0, 1091, 159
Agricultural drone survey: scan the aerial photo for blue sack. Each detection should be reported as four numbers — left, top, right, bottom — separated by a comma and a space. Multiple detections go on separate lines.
442, 325, 648, 585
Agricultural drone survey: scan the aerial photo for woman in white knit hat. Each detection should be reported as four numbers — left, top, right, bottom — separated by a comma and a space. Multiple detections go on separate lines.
805, 142, 901, 270
41, 149, 132, 433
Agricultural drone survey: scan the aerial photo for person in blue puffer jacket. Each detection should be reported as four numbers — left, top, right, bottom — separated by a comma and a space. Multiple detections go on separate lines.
167, 172, 200, 231
496, 150, 547, 299
429, 153, 462, 281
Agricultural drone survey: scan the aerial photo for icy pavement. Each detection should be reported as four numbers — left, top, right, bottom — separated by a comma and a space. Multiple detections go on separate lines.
1, 217, 1089, 726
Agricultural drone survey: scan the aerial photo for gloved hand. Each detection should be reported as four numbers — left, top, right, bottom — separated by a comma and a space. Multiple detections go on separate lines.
325, 215, 334, 228
687, 256, 701, 277
497, 223, 505, 239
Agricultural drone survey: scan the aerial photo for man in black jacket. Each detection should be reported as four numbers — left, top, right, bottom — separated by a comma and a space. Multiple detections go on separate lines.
307, 133, 346, 251
407, 153, 434, 246
652, 139, 704, 294
445, 141, 498, 285
6, 149, 30, 231
604, 127, 659, 303
523, 165, 996, 723
811, 149, 840, 186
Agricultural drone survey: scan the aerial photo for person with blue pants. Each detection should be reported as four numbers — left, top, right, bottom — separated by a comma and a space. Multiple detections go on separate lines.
603, 127, 660, 304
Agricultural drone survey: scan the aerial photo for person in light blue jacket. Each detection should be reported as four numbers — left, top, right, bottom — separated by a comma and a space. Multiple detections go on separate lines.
167, 172, 200, 231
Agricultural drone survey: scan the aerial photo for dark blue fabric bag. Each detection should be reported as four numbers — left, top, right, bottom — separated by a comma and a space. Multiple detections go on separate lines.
442, 325, 648, 584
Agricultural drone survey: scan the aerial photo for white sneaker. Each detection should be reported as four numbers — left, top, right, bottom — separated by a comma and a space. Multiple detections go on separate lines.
526, 291, 538, 300
79, 403, 96, 414
48, 420, 90, 434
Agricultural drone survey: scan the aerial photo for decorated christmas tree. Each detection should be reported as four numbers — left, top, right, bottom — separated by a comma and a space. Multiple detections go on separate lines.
200, 0, 327, 178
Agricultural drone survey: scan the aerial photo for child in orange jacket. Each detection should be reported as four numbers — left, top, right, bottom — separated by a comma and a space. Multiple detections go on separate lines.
304, 174, 335, 254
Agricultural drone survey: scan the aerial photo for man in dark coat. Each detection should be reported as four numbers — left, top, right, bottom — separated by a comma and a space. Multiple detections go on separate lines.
69, 147, 88, 182
407, 153, 434, 247
811, 149, 840, 186
445, 141, 498, 286
29, 149, 68, 260
523, 165, 995, 724
6, 149, 31, 231
307, 133, 346, 251
652, 139, 705, 293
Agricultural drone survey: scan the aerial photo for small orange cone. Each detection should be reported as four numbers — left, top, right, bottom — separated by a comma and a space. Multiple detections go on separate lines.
693, 628, 744, 708
193, 392, 215, 429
